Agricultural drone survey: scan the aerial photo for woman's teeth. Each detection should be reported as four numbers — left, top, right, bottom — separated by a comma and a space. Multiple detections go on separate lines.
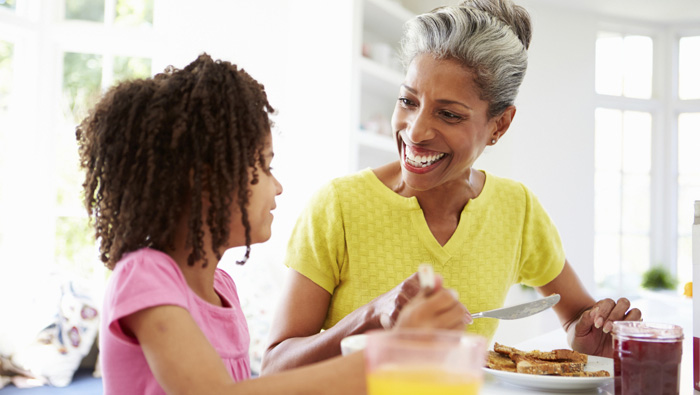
405, 148, 445, 168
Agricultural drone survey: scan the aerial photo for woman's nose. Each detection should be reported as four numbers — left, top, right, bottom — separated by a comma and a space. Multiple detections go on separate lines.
405, 110, 436, 143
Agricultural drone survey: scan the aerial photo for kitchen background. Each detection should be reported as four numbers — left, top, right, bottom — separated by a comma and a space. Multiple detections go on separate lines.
0, 0, 698, 381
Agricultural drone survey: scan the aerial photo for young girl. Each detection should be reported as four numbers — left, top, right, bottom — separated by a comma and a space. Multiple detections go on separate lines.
77, 53, 467, 394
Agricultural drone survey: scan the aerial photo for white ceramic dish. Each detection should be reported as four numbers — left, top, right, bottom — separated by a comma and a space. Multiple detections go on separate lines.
484, 355, 614, 391
340, 334, 367, 355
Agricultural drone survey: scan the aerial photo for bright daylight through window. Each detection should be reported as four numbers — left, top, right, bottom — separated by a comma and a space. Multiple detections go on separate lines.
594, 29, 700, 293
0, 0, 154, 325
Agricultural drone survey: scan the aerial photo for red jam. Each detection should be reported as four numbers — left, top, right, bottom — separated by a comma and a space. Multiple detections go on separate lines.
612, 322, 683, 395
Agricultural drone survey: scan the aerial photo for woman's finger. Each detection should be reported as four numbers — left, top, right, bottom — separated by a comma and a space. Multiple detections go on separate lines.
600, 298, 632, 333
622, 307, 643, 322
591, 298, 615, 329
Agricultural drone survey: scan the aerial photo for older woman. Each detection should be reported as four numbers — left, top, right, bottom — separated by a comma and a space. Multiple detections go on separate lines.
262, 0, 641, 374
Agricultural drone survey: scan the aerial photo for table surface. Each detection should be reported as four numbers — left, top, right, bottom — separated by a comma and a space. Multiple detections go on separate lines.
480, 294, 699, 394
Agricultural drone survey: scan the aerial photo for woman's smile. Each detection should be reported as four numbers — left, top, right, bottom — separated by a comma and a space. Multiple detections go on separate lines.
401, 141, 447, 174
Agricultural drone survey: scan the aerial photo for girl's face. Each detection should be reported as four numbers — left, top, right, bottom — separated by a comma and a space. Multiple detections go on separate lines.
228, 133, 283, 246
391, 54, 511, 191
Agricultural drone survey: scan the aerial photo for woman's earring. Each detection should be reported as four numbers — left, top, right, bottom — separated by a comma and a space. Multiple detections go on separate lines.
491, 139, 496, 144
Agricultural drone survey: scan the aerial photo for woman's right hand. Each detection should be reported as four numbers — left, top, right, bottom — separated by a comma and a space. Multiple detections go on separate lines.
368, 272, 422, 329
370, 272, 470, 331
394, 275, 471, 331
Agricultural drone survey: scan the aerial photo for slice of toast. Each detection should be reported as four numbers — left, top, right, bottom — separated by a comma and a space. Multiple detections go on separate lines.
489, 343, 599, 377
494, 342, 588, 363
487, 351, 517, 372
493, 342, 522, 357
528, 348, 588, 364
511, 353, 585, 375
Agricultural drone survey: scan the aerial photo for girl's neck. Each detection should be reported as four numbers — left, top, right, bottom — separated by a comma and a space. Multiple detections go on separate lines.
165, 205, 226, 307
167, 247, 224, 307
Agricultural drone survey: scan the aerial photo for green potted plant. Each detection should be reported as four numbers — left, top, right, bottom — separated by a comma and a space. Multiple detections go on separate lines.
640, 265, 677, 291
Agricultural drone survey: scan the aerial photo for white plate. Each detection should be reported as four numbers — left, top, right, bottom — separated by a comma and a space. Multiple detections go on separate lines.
484, 355, 614, 392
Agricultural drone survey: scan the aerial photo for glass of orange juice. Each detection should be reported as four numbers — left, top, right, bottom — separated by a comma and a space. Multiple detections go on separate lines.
364, 329, 487, 395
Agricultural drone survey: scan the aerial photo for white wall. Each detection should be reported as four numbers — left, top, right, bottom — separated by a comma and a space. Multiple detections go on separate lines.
153, 0, 355, 278
477, 0, 598, 294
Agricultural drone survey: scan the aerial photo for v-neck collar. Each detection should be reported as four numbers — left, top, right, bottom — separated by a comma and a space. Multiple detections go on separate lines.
363, 169, 493, 267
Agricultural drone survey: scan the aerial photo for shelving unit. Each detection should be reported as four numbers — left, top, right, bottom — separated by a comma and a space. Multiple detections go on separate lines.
350, 0, 414, 171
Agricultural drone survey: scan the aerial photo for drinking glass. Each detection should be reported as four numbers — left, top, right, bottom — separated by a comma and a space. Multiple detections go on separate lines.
364, 329, 487, 395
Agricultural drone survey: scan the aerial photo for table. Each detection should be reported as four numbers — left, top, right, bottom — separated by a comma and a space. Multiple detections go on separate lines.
480, 294, 699, 394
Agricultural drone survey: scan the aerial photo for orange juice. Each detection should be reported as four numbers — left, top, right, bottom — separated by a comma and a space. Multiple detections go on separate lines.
367, 365, 481, 395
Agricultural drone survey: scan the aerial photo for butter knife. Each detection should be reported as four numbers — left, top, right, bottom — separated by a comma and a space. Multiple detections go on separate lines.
472, 294, 561, 320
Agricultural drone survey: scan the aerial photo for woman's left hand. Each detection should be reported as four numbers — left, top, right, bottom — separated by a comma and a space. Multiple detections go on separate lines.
568, 297, 642, 358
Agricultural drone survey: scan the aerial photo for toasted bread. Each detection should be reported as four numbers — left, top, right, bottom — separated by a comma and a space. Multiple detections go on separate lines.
488, 343, 601, 377
528, 348, 588, 363
487, 351, 517, 372
511, 353, 585, 375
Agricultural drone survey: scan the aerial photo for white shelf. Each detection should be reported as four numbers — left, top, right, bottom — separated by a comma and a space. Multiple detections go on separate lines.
352, 0, 413, 171
359, 56, 404, 93
363, 0, 414, 44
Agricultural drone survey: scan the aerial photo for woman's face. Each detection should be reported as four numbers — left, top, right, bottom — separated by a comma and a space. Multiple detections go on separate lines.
228, 133, 283, 246
391, 53, 511, 191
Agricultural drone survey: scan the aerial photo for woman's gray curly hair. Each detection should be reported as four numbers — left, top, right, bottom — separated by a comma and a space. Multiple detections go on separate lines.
399, 0, 532, 118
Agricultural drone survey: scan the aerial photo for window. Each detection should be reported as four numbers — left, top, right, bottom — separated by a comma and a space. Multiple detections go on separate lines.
0, 0, 16, 11
594, 29, 700, 293
595, 33, 653, 99
0, 0, 154, 293
0, 39, 13, 254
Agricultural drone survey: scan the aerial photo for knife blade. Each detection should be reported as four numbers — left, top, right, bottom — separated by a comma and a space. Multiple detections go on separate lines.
472, 293, 561, 320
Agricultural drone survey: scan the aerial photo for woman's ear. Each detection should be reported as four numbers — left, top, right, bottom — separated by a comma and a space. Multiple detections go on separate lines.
491, 106, 516, 143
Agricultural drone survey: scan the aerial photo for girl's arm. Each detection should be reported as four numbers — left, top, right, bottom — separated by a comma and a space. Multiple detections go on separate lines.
122, 304, 366, 395
535, 260, 642, 358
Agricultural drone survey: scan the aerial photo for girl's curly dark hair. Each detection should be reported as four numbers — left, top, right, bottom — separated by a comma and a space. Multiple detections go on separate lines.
76, 53, 274, 270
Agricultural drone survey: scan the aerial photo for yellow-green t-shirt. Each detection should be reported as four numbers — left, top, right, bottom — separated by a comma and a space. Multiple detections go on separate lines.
284, 169, 565, 342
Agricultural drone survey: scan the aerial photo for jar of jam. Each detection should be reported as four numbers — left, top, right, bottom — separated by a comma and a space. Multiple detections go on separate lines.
612, 321, 683, 395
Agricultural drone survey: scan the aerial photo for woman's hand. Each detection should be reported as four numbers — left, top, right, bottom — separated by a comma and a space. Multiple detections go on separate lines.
368, 272, 423, 329
568, 297, 642, 358
394, 277, 470, 331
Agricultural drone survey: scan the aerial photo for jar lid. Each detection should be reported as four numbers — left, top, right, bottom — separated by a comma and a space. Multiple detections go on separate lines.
612, 321, 683, 340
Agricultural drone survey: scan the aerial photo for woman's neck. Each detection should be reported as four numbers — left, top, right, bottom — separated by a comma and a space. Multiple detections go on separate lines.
374, 161, 484, 213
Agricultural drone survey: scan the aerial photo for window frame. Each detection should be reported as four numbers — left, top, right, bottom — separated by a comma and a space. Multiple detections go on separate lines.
595, 19, 700, 293
0, 0, 156, 278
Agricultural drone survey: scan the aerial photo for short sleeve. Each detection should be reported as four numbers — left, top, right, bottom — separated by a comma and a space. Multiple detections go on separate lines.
105, 250, 189, 343
284, 182, 347, 294
516, 186, 566, 287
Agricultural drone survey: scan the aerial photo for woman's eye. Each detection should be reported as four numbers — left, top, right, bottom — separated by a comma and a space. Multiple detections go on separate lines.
440, 111, 463, 121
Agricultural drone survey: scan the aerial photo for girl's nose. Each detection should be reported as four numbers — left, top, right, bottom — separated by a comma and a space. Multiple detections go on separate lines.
273, 175, 283, 196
